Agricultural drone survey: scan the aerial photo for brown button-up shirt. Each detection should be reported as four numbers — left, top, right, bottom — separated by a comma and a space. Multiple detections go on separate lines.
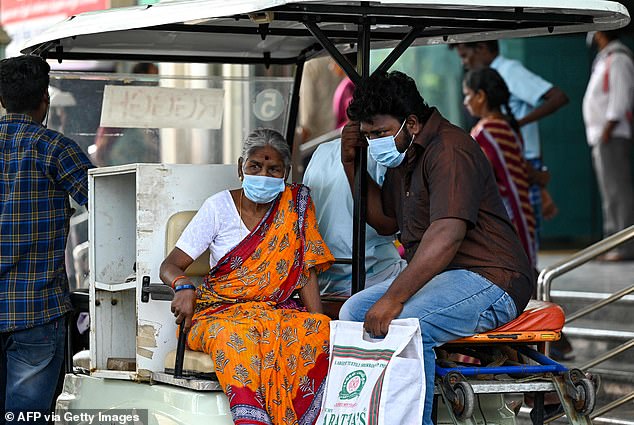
382, 109, 534, 312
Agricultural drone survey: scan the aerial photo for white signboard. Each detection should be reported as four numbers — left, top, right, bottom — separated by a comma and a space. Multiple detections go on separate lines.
100, 85, 224, 129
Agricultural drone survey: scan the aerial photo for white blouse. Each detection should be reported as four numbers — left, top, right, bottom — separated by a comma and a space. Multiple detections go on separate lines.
175, 190, 250, 268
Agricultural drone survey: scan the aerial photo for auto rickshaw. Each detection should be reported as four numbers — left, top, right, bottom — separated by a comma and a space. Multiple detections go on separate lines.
21, 1, 630, 424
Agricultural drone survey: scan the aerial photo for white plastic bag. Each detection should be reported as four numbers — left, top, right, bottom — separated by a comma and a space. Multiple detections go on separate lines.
317, 319, 425, 425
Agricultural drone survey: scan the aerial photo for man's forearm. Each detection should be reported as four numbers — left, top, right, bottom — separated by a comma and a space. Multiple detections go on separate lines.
518, 87, 569, 127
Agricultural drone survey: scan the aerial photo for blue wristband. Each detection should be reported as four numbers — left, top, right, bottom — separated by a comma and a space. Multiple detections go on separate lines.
174, 284, 196, 292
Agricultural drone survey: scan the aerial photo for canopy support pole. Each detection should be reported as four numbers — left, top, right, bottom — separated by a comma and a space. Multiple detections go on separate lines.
304, 20, 361, 85
351, 13, 371, 295
286, 57, 305, 151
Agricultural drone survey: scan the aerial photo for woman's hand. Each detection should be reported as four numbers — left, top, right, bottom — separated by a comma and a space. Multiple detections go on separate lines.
171, 287, 197, 331
299, 268, 324, 314
341, 121, 365, 166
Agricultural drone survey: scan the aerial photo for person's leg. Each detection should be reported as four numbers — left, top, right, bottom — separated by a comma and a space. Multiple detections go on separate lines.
1, 332, 7, 418
593, 138, 634, 257
4, 317, 66, 418
527, 158, 543, 249
338, 279, 393, 322
593, 142, 618, 236
397, 270, 517, 425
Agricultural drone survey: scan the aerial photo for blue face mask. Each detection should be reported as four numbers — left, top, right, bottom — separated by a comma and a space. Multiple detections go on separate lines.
367, 121, 411, 168
242, 174, 285, 204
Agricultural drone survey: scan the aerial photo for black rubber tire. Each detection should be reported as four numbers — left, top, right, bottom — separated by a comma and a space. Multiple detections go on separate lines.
452, 381, 475, 420
575, 378, 596, 416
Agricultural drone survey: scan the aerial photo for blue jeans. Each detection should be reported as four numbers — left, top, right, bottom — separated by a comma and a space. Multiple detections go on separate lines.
1, 316, 66, 421
339, 269, 517, 425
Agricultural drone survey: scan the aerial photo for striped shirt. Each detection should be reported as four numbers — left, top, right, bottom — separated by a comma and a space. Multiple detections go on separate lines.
471, 118, 536, 267
1, 113, 94, 332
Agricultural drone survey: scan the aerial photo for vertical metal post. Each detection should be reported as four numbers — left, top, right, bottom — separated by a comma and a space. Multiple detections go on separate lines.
174, 322, 187, 378
351, 15, 371, 295
285, 58, 305, 152
65, 314, 74, 373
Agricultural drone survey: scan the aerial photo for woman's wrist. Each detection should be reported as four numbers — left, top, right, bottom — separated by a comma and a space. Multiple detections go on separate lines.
170, 275, 189, 289
174, 283, 196, 292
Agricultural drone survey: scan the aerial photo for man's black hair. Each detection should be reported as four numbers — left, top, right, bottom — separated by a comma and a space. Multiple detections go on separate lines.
600, 30, 621, 42
347, 70, 432, 124
449, 40, 499, 53
0, 55, 50, 113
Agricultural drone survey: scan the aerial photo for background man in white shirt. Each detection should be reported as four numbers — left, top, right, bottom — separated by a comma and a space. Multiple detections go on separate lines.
583, 30, 634, 261
302, 139, 407, 296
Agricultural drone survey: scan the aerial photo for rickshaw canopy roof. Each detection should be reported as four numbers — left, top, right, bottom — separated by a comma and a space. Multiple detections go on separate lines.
22, 0, 630, 64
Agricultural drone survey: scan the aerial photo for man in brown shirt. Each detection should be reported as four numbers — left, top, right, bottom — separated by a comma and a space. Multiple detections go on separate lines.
338, 71, 533, 425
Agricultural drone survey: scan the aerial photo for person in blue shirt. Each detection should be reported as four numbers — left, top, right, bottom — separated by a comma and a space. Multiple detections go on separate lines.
0, 55, 93, 418
452, 41, 569, 244
303, 138, 406, 296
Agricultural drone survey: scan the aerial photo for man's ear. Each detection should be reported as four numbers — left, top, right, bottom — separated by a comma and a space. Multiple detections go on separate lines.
40, 90, 50, 108
406, 114, 422, 135
0, 96, 5, 109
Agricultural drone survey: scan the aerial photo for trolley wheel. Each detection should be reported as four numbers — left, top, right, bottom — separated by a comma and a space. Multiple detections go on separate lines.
452, 381, 475, 420
574, 378, 596, 416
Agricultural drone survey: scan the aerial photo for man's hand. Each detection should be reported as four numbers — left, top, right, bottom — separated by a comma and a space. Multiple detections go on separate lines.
364, 295, 404, 337
171, 288, 197, 331
600, 120, 618, 144
341, 120, 365, 166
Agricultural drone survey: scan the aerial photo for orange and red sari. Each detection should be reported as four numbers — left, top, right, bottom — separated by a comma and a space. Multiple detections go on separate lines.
187, 184, 334, 425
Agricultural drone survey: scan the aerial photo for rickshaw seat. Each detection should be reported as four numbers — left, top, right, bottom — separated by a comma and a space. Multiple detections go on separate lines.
165, 211, 210, 276
447, 300, 565, 344
164, 348, 215, 375
164, 211, 216, 375
321, 295, 349, 319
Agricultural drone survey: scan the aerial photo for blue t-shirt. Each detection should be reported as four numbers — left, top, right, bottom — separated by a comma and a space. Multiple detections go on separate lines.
491, 55, 553, 160
302, 139, 403, 294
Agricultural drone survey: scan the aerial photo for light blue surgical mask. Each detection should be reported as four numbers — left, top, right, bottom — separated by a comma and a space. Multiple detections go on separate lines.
367, 121, 411, 168
242, 174, 285, 204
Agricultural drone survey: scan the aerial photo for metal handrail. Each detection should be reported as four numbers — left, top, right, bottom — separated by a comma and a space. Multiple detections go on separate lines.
537, 225, 634, 301
535, 225, 634, 422
544, 391, 634, 424
579, 339, 634, 370
591, 392, 634, 420
566, 284, 634, 323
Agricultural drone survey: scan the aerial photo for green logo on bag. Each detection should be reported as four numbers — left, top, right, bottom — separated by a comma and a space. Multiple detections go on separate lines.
339, 370, 366, 400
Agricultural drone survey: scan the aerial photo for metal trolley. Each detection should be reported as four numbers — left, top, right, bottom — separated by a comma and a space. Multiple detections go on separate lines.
435, 301, 596, 424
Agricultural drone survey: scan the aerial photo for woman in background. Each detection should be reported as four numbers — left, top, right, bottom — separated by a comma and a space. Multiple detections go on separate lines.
463, 68, 536, 267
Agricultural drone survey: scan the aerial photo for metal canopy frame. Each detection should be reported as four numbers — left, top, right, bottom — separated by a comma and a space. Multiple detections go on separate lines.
22, 0, 630, 294
23, 1, 628, 65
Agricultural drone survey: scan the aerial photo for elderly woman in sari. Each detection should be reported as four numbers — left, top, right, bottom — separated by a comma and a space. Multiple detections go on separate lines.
160, 128, 334, 425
